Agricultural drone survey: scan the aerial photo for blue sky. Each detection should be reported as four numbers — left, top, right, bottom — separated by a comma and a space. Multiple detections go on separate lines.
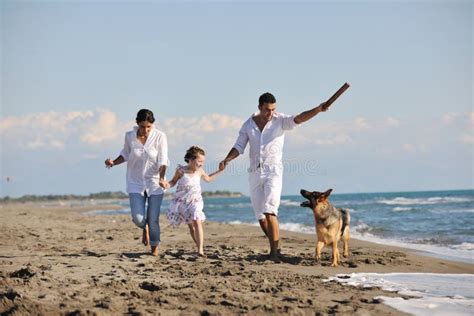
1, 1, 472, 197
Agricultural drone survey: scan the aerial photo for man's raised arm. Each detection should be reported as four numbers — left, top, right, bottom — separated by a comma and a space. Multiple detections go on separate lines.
293, 102, 327, 125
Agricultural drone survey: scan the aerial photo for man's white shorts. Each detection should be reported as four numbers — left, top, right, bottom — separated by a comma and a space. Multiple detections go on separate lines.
248, 170, 283, 220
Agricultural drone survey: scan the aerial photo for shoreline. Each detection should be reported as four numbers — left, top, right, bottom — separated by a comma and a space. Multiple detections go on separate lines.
85, 203, 474, 265
1, 202, 473, 315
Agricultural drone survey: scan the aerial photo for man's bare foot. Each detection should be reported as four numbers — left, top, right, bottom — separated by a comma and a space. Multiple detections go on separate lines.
142, 226, 150, 246
151, 245, 159, 256
197, 252, 206, 258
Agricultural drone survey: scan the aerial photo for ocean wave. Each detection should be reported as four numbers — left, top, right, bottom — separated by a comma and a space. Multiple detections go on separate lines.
393, 206, 415, 212
351, 222, 386, 237
280, 199, 302, 207
326, 273, 474, 316
218, 202, 252, 208
451, 242, 474, 251
279, 222, 315, 234
349, 230, 474, 263
430, 208, 474, 214
227, 220, 256, 226
378, 196, 472, 206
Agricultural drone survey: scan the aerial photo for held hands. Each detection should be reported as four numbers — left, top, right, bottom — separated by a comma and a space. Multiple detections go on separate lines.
159, 179, 170, 189
218, 159, 228, 171
105, 158, 114, 169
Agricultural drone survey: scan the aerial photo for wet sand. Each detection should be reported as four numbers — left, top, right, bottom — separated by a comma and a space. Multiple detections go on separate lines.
1, 201, 472, 315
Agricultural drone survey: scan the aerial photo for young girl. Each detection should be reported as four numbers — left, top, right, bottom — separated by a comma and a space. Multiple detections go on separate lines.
164, 146, 223, 257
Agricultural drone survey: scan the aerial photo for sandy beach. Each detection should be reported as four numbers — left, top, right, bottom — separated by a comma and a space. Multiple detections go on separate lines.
1, 201, 472, 315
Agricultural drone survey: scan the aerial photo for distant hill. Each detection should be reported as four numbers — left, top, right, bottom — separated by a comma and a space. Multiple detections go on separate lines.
0, 190, 243, 203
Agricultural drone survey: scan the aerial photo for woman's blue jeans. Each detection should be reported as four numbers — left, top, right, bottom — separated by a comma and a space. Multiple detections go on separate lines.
129, 192, 164, 247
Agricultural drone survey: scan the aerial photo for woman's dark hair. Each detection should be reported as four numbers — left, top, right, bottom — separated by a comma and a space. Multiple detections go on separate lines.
184, 146, 205, 163
258, 92, 276, 106
136, 109, 155, 124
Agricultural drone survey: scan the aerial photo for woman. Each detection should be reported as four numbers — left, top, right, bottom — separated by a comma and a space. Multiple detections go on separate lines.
105, 109, 168, 256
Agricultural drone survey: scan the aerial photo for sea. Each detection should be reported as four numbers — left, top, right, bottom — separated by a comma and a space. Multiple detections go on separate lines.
95, 189, 474, 264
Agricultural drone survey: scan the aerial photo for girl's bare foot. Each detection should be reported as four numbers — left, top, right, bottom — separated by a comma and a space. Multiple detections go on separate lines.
151, 245, 159, 256
142, 226, 150, 246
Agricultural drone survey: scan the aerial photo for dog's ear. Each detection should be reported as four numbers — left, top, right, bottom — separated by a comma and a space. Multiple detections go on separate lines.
323, 189, 333, 198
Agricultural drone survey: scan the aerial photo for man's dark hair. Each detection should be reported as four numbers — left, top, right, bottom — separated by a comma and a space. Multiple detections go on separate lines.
259, 92, 276, 106
136, 109, 155, 124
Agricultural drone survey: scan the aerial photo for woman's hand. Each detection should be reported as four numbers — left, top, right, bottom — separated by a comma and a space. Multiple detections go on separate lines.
105, 158, 114, 168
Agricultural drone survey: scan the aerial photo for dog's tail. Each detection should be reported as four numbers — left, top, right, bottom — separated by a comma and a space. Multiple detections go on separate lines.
340, 209, 350, 238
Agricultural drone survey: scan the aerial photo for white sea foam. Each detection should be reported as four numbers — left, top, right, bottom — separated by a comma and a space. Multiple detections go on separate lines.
452, 243, 474, 251
393, 206, 415, 212
280, 199, 302, 207
350, 224, 474, 263
379, 196, 471, 205
227, 203, 253, 208
279, 222, 315, 234
326, 273, 474, 316
227, 220, 258, 227
430, 208, 474, 214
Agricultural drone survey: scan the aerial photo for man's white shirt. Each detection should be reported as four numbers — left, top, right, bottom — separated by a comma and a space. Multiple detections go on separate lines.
233, 112, 298, 173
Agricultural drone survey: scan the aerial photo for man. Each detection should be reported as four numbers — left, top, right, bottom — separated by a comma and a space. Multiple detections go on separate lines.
219, 92, 328, 259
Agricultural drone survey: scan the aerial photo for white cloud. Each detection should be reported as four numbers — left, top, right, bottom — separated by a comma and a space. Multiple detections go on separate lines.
163, 114, 243, 153
0, 110, 244, 159
403, 143, 415, 153
461, 134, 474, 144
2, 110, 471, 160
440, 112, 474, 144
354, 117, 370, 130
384, 116, 400, 127
80, 110, 121, 145
286, 116, 401, 147
442, 112, 461, 124
0, 110, 98, 149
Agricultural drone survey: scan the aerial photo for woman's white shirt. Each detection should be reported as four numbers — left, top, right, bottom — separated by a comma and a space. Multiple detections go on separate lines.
119, 126, 169, 195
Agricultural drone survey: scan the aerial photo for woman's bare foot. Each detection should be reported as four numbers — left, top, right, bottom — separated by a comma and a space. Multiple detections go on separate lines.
142, 226, 150, 246
151, 245, 159, 256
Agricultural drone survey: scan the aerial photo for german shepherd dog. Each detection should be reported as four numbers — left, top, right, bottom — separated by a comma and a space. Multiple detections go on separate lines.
300, 189, 350, 266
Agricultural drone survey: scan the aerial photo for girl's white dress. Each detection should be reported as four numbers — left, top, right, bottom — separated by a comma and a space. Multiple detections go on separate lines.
166, 167, 206, 227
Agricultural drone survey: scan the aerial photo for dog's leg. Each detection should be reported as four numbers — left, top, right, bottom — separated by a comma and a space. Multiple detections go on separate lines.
315, 241, 324, 262
343, 228, 350, 257
331, 241, 339, 267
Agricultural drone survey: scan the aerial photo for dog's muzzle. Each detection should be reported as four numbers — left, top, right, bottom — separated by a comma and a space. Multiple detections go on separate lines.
300, 201, 312, 208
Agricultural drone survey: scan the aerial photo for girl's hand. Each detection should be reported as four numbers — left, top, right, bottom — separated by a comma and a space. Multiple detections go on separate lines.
105, 158, 114, 168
